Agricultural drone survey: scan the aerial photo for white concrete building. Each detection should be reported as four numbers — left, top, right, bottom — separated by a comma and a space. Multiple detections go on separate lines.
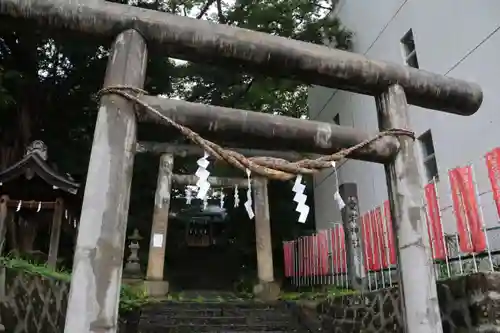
309, 0, 500, 243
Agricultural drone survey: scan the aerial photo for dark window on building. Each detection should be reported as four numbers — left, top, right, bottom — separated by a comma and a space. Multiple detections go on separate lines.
418, 130, 438, 182
401, 29, 419, 68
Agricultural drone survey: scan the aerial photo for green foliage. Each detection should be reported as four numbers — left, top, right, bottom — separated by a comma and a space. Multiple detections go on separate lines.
279, 287, 357, 301
0, 0, 352, 275
0, 256, 154, 313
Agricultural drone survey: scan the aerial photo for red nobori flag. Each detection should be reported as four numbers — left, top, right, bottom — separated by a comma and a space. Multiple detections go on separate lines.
449, 166, 486, 253
373, 207, 389, 268
306, 235, 314, 276
283, 241, 294, 277
316, 230, 329, 275
329, 224, 346, 273
361, 213, 373, 272
382, 201, 397, 265
424, 182, 447, 259
368, 210, 382, 271
486, 148, 500, 219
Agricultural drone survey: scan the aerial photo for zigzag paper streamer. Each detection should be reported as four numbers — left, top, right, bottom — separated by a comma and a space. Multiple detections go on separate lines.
244, 169, 254, 219
234, 185, 240, 208
203, 196, 208, 210
292, 175, 310, 223
185, 187, 193, 205
220, 191, 225, 209
195, 152, 211, 199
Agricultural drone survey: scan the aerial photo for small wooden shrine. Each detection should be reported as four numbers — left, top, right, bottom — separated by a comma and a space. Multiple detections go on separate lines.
172, 202, 228, 247
0, 140, 80, 267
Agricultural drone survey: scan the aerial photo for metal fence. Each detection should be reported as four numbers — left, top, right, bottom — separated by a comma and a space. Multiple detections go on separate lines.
283, 146, 500, 291
0, 266, 137, 333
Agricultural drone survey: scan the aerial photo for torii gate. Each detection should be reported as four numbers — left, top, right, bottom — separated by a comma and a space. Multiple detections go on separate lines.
0, 1, 483, 333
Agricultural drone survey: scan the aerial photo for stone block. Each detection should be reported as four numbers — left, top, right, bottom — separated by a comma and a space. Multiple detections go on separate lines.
144, 280, 169, 297
253, 281, 280, 301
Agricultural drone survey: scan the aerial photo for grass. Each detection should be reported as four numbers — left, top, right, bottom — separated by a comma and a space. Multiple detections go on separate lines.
279, 287, 356, 301
0, 255, 155, 313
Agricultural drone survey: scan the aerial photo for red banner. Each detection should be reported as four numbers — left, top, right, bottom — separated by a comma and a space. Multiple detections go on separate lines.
283, 242, 290, 277
373, 207, 389, 268
486, 148, 500, 219
330, 224, 347, 273
303, 236, 310, 276
449, 166, 486, 253
383, 201, 397, 265
317, 231, 329, 275
298, 237, 304, 276
307, 235, 314, 276
283, 241, 295, 277
368, 210, 382, 271
424, 182, 447, 260
361, 213, 373, 272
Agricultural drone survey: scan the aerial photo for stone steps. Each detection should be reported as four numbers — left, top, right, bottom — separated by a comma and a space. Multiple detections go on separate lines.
138, 300, 309, 332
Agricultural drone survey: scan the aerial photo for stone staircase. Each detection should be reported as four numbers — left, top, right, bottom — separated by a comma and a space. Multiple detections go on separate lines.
137, 300, 310, 332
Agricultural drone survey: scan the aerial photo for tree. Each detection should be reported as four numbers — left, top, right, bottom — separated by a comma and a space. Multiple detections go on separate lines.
0, 0, 351, 270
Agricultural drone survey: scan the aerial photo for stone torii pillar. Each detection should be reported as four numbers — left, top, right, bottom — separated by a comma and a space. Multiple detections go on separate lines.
64, 29, 147, 333
252, 177, 280, 301
145, 153, 173, 296
377, 84, 442, 333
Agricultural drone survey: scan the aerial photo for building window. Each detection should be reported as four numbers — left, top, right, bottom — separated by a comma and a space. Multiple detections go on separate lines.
419, 130, 438, 182
401, 29, 419, 68
333, 114, 340, 125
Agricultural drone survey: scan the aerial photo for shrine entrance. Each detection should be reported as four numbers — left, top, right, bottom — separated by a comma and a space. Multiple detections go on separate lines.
165, 201, 240, 291
0, 2, 484, 333
135, 150, 269, 293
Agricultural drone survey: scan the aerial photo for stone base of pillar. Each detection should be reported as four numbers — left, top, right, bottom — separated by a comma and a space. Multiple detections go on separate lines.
144, 280, 170, 297
253, 281, 280, 301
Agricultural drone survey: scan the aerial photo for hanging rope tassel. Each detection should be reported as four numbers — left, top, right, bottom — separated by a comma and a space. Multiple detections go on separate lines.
234, 185, 240, 208
331, 162, 346, 210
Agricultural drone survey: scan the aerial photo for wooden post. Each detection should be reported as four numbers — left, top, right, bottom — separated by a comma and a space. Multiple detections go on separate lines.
252, 177, 280, 300
47, 197, 64, 268
64, 29, 147, 333
0, 196, 9, 255
145, 154, 173, 296
376, 84, 442, 333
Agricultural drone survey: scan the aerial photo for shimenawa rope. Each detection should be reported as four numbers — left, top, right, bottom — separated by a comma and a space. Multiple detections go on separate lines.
96, 86, 415, 181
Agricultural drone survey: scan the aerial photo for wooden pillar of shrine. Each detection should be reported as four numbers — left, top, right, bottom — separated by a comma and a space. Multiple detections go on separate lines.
47, 198, 64, 268
0, 196, 9, 255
